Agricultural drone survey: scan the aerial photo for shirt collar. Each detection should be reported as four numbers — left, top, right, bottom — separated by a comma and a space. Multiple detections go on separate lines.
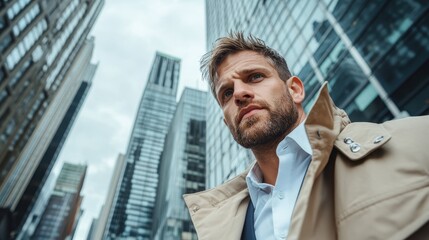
276, 120, 312, 156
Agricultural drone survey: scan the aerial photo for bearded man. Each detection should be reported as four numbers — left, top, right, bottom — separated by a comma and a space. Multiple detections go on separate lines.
183, 32, 429, 240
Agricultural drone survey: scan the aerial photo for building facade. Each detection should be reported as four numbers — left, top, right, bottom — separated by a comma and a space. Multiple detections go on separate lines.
205, 0, 429, 188
106, 52, 180, 239
0, 0, 103, 237
91, 153, 126, 240
16, 39, 97, 239
30, 162, 87, 240
152, 88, 207, 240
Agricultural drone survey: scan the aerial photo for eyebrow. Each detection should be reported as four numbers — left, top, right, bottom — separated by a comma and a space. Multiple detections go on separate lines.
216, 67, 269, 98
237, 67, 269, 76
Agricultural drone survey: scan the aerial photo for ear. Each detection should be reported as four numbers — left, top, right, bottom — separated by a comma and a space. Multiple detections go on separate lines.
287, 76, 305, 104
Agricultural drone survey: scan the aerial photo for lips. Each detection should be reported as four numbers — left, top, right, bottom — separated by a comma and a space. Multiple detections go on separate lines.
237, 105, 263, 124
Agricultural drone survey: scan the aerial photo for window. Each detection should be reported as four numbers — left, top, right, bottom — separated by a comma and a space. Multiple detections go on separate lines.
0, 34, 12, 53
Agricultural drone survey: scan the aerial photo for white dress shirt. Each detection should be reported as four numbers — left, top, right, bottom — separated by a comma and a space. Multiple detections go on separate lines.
246, 121, 312, 240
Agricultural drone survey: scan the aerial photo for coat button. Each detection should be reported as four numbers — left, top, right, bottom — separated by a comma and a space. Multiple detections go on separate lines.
344, 137, 354, 144
373, 136, 384, 144
349, 143, 361, 153
192, 205, 200, 213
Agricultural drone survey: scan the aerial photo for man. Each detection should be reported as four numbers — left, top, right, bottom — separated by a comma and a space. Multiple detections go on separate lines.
183, 32, 429, 240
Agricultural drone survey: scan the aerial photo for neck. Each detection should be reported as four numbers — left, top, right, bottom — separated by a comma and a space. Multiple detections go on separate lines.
251, 142, 280, 185
251, 112, 306, 185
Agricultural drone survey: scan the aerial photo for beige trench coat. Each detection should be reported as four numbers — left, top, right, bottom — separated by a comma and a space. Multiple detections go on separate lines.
184, 84, 429, 240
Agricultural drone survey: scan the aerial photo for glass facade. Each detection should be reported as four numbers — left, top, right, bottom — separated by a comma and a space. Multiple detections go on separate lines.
152, 88, 207, 240
205, 0, 429, 187
106, 52, 180, 239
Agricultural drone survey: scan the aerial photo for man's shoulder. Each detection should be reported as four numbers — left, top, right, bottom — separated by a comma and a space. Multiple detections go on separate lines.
331, 116, 429, 238
183, 170, 249, 209
334, 115, 429, 160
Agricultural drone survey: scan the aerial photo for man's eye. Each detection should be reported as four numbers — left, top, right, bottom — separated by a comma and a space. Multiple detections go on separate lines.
250, 73, 264, 81
223, 89, 233, 99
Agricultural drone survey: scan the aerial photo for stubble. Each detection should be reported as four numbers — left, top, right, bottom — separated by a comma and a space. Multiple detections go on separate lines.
231, 93, 298, 149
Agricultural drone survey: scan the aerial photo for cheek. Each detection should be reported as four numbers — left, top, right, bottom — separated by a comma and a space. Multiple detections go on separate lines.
223, 110, 236, 127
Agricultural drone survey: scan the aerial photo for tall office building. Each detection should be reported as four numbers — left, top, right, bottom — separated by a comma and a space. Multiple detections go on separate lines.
106, 52, 180, 239
31, 162, 87, 240
205, 0, 429, 188
0, 0, 103, 237
152, 88, 207, 240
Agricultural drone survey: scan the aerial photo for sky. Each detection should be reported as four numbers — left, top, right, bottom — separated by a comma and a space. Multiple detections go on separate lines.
51, 0, 207, 239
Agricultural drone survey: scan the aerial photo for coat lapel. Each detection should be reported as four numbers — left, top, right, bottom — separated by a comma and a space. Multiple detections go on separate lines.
183, 172, 249, 240
288, 83, 350, 239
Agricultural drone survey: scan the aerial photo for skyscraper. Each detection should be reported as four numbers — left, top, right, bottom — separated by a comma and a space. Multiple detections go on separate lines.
204, 0, 429, 188
31, 162, 87, 240
152, 88, 207, 240
16, 38, 97, 238
0, 0, 104, 237
106, 52, 180, 239
91, 153, 126, 240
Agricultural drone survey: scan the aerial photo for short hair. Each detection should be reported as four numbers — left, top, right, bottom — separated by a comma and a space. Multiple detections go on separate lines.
200, 32, 292, 100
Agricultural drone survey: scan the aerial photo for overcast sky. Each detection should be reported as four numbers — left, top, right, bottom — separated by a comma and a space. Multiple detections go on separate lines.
51, 0, 207, 239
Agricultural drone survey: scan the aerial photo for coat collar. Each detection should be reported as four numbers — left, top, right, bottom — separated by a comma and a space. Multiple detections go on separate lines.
334, 123, 391, 161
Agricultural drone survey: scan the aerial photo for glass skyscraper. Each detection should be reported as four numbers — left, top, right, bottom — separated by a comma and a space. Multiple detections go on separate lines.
106, 52, 180, 239
204, 0, 429, 188
152, 88, 207, 240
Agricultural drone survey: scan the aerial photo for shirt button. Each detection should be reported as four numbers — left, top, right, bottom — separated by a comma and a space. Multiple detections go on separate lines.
277, 191, 284, 199
279, 232, 287, 239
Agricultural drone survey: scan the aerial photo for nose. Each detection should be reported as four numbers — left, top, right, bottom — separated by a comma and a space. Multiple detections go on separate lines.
233, 81, 254, 106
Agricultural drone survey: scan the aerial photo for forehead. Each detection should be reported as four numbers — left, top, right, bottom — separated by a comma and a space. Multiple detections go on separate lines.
216, 51, 273, 81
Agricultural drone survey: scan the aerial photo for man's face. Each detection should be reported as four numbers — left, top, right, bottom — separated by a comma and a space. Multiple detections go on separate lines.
215, 50, 299, 148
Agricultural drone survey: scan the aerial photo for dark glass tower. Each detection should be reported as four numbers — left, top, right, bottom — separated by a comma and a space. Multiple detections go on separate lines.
204, 0, 429, 187
106, 52, 180, 239
152, 88, 207, 240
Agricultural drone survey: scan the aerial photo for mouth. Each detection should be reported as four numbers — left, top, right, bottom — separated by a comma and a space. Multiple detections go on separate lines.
237, 105, 263, 124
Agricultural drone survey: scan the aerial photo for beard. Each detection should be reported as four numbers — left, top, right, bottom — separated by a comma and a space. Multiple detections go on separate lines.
229, 93, 299, 149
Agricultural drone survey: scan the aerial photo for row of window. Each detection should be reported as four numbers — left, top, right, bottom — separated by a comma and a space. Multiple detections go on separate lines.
5, 18, 47, 71
46, 0, 104, 90
8, 58, 31, 89
6, 0, 31, 20
12, 3, 40, 38
55, 0, 79, 31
